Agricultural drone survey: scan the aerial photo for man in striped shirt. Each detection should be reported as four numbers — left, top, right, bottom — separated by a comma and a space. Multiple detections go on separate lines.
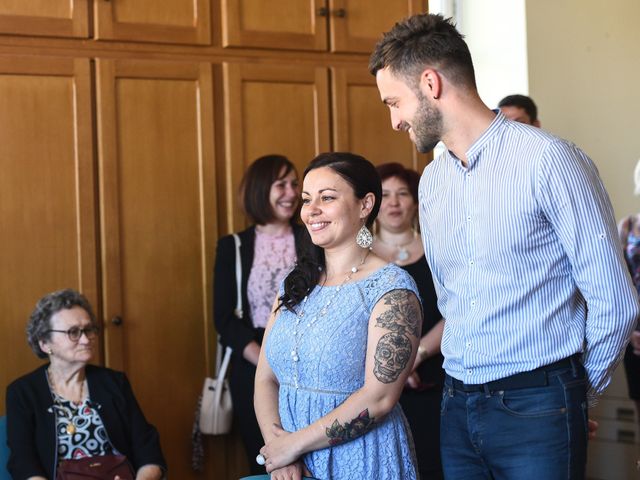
370, 13, 639, 479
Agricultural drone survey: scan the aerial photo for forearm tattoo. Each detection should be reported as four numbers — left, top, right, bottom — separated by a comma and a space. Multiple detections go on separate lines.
373, 290, 420, 383
326, 409, 375, 446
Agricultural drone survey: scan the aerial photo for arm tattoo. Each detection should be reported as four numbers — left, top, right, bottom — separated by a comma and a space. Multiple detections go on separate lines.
374, 290, 421, 337
372, 290, 420, 383
373, 333, 412, 383
326, 409, 375, 446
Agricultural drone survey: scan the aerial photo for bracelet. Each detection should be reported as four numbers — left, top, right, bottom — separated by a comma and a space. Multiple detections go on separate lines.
417, 345, 428, 361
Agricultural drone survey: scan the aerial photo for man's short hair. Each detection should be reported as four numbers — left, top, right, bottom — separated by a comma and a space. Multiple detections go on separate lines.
498, 94, 538, 124
369, 13, 476, 90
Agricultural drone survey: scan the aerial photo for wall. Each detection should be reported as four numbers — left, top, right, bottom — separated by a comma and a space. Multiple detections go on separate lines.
527, 0, 640, 220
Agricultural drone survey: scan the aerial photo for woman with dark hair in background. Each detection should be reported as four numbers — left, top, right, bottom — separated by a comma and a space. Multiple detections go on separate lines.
213, 154, 305, 474
373, 162, 444, 479
254, 152, 421, 480
6, 288, 166, 480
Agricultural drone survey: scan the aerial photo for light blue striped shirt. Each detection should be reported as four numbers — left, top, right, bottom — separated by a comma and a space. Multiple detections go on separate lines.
419, 112, 639, 404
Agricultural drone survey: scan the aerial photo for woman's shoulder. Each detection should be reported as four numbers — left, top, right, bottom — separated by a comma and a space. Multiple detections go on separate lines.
359, 263, 419, 305
7, 364, 48, 392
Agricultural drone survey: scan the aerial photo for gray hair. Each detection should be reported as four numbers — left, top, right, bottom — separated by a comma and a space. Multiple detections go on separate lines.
27, 288, 97, 359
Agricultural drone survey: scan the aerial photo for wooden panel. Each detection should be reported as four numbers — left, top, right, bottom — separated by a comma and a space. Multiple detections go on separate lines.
0, 56, 97, 412
330, 0, 426, 53
96, 58, 218, 478
94, 0, 211, 45
221, 0, 328, 51
0, 0, 88, 38
222, 62, 331, 233
331, 66, 428, 171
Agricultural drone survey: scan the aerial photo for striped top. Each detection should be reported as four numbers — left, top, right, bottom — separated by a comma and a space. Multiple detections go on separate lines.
418, 112, 639, 404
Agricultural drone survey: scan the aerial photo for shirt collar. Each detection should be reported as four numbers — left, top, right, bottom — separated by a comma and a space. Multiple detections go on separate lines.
464, 109, 506, 167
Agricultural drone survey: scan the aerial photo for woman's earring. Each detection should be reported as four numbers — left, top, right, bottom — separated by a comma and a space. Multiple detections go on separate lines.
356, 225, 373, 249
48, 348, 53, 355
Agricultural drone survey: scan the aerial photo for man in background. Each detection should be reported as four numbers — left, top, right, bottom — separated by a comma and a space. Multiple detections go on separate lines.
498, 93, 541, 126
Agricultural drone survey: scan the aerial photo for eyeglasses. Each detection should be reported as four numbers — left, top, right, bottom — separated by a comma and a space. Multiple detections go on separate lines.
47, 326, 100, 342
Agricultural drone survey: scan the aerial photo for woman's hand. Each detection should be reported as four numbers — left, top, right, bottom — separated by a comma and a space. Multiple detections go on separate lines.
260, 424, 301, 473
269, 460, 310, 480
114, 464, 162, 480
630, 331, 640, 355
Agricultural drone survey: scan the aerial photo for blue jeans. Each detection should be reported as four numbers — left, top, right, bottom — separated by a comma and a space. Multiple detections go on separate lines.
440, 362, 588, 479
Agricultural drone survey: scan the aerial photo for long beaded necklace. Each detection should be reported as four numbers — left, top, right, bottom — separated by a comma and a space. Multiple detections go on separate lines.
290, 251, 369, 388
47, 368, 86, 435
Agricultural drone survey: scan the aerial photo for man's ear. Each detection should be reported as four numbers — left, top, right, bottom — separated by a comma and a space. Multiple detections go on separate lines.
419, 68, 442, 100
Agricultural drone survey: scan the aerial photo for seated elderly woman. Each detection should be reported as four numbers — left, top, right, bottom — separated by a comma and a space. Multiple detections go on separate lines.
6, 288, 166, 480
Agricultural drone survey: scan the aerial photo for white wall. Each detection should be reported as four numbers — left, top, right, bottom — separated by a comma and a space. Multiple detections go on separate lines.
527, 0, 640, 220
430, 0, 529, 110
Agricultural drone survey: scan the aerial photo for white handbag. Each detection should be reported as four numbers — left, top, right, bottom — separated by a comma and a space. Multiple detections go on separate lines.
199, 233, 243, 435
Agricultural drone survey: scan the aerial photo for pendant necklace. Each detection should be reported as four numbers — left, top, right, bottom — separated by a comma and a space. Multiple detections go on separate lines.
47, 368, 85, 435
290, 251, 369, 388
378, 231, 416, 264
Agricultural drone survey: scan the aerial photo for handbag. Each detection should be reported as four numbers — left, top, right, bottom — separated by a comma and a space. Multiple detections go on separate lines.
199, 233, 242, 435
55, 454, 134, 480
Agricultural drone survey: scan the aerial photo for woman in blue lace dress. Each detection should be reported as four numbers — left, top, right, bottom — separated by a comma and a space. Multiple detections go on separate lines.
255, 152, 421, 480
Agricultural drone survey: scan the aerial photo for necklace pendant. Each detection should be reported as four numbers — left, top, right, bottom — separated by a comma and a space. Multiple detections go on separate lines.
66, 423, 76, 435
396, 247, 410, 262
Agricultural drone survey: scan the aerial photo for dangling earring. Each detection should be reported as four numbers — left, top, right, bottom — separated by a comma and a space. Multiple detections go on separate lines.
356, 225, 373, 249
47, 348, 53, 356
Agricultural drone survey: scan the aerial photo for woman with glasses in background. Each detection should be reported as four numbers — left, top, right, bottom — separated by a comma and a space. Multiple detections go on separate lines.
5, 288, 166, 480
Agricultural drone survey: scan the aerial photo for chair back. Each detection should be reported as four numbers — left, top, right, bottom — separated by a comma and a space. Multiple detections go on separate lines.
0, 416, 10, 480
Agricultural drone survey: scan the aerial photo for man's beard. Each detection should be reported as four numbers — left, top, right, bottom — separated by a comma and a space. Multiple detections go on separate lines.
411, 92, 443, 153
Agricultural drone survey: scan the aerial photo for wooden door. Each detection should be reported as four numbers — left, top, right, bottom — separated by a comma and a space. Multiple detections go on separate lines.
329, 0, 427, 53
221, 0, 328, 51
96, 59, 218, 478
331, 66, 429, 171
0, 0, 88, 38
0, 55, 97, 412
221, 62, 331, 233
94, 0, 211, 45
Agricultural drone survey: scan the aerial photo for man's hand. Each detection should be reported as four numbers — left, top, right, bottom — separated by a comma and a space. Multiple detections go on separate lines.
588, 419, 598, 440
630, 331, 640, 355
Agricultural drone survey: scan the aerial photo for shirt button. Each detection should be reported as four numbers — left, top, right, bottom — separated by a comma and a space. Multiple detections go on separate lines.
469, 259, 474, 266
466, 342, 472, 348
470, 300, 476, 307
467, 369, 472, 374
466, 172, 472, 178
466, 216, 472, 222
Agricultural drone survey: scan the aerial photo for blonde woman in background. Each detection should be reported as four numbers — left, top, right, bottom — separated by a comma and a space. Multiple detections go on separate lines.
618, 159, 640, 430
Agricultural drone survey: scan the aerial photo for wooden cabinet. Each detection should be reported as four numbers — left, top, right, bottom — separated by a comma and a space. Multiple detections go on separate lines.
221, 62, 331, 232
94, 0, 211, 45
96, 58, 218, 478
0, 0, 88, 38
331, 66, 426, 168
221, 0, 427, 53
221, 61, 426, 232
0, 55, 98, 410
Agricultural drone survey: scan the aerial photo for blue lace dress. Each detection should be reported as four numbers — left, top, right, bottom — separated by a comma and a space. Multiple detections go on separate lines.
265, 263, 419, 480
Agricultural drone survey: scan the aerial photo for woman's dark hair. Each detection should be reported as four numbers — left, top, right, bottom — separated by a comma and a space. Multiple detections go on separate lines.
26, 288, 97, 359
279, 152, 382, 311
240, 154, 297, 225
376, 162, 420, 204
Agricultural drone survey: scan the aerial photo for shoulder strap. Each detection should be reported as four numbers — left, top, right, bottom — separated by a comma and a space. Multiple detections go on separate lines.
232, 233, 243, 318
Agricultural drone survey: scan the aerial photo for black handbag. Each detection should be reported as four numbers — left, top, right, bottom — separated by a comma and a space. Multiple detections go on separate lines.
55, 454, 135, 480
